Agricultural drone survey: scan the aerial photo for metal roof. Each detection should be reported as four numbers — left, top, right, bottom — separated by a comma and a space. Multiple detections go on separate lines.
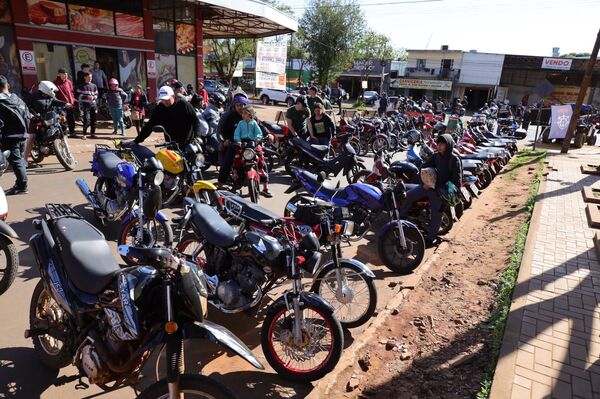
197, 0, 298, 38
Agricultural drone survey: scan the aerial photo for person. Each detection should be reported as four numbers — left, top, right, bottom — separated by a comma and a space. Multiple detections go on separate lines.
307, 86, 323, 111
76, 72, 98, 139
76, 63, 90, 88
172, 81, 191, 101
462, 95, 469, 109
130, 84, 147, 135
378, 93, 388, 116
324, 84, 331, 99
53, 68, 76, 137
0, 75, 31, 194
91, 61, 108, 101
399, 133, 462, 247
197, 81, 209, 105
233, 105, 272, 197
216, 94, 246, 187
309, 102, 335, 146
286, 96, 311, 139
435, 97, 445, 115
106, 78, 127, 136
319, 90, 333, 110
336, 84, 345, 114
133, 85, 200, 152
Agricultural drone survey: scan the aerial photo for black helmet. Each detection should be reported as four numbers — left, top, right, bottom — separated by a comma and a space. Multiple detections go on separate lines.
433, 122, 447, 133
210, 92, 226, 107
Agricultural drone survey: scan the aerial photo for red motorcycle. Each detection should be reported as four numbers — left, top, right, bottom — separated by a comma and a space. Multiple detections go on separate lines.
231, 140, 265, 203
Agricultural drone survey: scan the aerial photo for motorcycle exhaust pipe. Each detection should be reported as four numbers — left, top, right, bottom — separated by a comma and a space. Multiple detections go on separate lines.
75, 178, 101, 210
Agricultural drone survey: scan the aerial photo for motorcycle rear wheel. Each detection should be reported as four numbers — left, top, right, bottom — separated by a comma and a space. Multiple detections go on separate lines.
345, 163, 366, 185
119, 217, 174, 265
0, 235, 18, 295
53, 137, 76, 171
352, 169, 371, 184
138, 374, 236, 399
377, 224, 425, 274
284, 194, 314, 217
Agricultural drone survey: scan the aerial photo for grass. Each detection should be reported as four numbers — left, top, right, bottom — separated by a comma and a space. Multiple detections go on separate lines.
476, 148, 547, 399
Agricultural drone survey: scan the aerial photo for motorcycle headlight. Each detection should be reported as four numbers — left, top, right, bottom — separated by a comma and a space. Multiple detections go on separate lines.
195, 153, 205, 167
243, 148, 256, 161
153, 170, 164, 186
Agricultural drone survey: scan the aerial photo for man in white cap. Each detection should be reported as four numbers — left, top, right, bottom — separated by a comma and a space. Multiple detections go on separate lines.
132, 85, 200, 150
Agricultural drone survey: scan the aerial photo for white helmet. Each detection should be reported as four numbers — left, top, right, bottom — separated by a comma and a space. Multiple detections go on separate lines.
38, 80, 58, 98
420, 167, 437, 189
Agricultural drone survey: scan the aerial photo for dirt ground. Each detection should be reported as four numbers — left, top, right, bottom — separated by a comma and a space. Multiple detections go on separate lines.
328, 153, 544, 399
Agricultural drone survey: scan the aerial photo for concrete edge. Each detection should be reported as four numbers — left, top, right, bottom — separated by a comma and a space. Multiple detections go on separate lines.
581, 164, 600, 175
488, 172, 548, 399
582, 187, 600, 204
586, 203, 600, 229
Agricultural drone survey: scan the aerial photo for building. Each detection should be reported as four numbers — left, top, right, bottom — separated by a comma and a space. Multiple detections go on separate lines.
0, 0, 295, 99
337, 59, 406, 98
454, 51, 504, 109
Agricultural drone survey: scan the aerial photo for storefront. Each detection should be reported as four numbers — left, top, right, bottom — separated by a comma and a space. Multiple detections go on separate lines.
1, 0, 296, 99
389, 77, 453, 102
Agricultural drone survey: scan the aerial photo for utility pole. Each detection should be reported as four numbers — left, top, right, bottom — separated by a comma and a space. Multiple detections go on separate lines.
561, 28, 600, 153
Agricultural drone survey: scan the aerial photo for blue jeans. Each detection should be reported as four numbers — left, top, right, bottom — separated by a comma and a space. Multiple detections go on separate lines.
109, 106, 125, 134
399, 184, 443, 241
81, 105, 96, 135
4, 138, 27, 189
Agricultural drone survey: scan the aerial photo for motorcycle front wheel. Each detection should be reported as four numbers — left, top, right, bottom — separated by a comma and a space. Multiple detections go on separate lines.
53, 137, 76, 170
118, 217, 174, 265
0, 235, 18, 295
248, 178, 259, 204
283, 194, 313, 217
261, 299, 343, 382
377, 224, 425, 274
138, 374, 236, 399
30, 145, 44, 164
345, 163, 366, 184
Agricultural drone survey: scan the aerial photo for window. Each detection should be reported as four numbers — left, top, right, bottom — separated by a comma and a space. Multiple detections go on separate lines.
441, 59, 453, 69
416, 59, 426, 70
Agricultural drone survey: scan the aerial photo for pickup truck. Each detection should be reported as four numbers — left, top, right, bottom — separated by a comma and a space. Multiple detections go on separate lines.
259, 88, 299, 107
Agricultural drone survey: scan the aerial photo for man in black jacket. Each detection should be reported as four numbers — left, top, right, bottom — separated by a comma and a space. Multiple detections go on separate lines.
0, 75, 31, 194
216, 94, 246, 186
132, 86, 200, 151
399, 133, 462, 246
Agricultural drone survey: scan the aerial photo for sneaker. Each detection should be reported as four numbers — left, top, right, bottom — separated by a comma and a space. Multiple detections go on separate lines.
112, 131, 118, 136
261, 189, 273, 198
90, 134, 97, 138
5, 185, 28, 195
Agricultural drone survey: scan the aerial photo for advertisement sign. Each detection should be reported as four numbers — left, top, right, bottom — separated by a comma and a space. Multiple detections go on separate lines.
544, 85, 590, 106
541, 58, 572, 71
118, 51, 145, 90
390, 78, 452, 91
72, 46, 96, 72
256, 40, 287, 89
155, 54, 176, 89
68, 5, 114, 35
549, 105, 573, 139
27, 0, 67, 28
495, 86, 508, 101
147, 60, 157, 79
116, 13, 144, 38
176, 24, 195, 55
233, 61, 244, 78
19, 50, 36, 75
361, 80, 368, 89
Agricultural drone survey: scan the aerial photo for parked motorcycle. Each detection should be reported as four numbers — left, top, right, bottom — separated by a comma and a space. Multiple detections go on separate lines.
231, 140, 266, 204
0, 148, 19, 295
75, 143, 173, 265
27, 203, 262, 398
175, 201, 344, 382
29, 110, 77, 170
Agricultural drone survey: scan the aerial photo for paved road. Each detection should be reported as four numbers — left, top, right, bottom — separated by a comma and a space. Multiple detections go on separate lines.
0, 104, 423, 398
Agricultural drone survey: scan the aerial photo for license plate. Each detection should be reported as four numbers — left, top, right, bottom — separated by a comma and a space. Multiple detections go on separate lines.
124, 110, 131, 117
461, 187, 471, 201
469, 184, 479, 197
449, 206, 457, 221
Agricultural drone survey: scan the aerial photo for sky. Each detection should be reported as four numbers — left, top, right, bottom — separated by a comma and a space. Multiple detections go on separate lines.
278, 0, 600, 57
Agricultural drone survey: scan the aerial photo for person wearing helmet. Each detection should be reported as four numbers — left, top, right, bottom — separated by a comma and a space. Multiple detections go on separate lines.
53, 68, 76, 137
216, 94, 247, 186
106, 78, 127, 136
130, 84, 147, 135
172, 81, 191, 102
286, 96, 311, 139
433, 121, 447, 135
399, 133, 462, 247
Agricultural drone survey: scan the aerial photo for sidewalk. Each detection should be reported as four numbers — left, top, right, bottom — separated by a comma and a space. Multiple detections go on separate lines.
490, 146, 600, 399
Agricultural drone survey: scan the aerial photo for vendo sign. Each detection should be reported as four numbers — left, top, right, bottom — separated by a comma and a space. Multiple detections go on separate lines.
541, 57, 572, 71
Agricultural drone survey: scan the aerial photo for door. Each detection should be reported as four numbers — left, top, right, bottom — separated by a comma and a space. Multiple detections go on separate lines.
95, 48, 119, 83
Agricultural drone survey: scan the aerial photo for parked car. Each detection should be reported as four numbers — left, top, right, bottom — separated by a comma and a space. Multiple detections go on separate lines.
204, 79, 226, 95
259, 88, 299, 106
363, 90, 380, 105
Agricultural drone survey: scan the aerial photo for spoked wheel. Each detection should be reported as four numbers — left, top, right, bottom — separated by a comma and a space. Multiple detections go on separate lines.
138, 374, 236, 399
248, 178, 260, 204
377, 224, 425, 274
176, 234, 208, 268
284, 194, 313, 217
348, 140, 362, 155
262, 300, 343, 382
30, 145, 44, 163
369, 136, 390, 153
476, 169, 493, 190
312, 263, 377, 328
118, 217, 174, 265
29, 280, 72, 369
345, 163, 365, 185
352, 169, 371, 184
0, 236, 18, 295
53, 137, 76, 170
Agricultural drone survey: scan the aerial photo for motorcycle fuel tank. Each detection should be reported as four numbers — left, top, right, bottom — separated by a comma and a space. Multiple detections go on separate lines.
156, 149, 185, 174
345, 183, 383, 210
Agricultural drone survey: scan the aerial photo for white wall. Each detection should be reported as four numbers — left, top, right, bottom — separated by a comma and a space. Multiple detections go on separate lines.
459, 52, 505, 86
406, 51, 463, 70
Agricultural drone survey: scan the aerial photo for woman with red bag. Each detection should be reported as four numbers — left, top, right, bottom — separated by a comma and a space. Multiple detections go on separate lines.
130, 84, 147, 135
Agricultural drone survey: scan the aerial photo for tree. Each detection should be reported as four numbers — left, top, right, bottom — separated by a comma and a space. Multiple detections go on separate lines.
560, 52, 591, 58
299, 0, 365, 86
354, 29, 396, 93
289, 33, 309, 86
206, 39, 254, 86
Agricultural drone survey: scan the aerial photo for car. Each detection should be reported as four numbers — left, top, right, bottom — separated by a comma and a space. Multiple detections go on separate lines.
363, 90, 379, 105
259, 88, 299, 107
204, 79, 226, 95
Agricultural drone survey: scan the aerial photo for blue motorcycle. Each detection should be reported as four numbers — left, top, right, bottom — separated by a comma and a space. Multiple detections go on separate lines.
76, 144, 173, 265
285, 167, 425, 274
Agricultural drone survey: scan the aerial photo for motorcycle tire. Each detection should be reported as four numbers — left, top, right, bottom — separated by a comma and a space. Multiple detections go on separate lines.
358, 138, 369, 156
284, 152, 300, 176
369, 136, 390, 154
377, 224, 425, 274
349, 140, 362, 156
29, 280, 73, 369
248, 178, 260, 204
312, 262, 377, 328
587, 134, 597, 146
0, 235, 18, 295
346, 163, 366, 185
118, 217, 174, 265
284, 194, 313, 217
388, 134, 399, 150
477, 169, 493, 190
138, 375, 236, 399
261, 298, 343, 382
30, 145, 44, 164
352, 169, 372, 184
123, 116, 132, 129
574, 132, 585, 149
438, 209, 454, 235
462, 193, 473, 209
53, 137, 76, 171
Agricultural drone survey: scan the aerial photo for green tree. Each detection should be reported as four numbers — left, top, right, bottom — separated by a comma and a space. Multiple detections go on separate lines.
559, 52, 591, 58
299, 0, 365, 86
288, 33, 309, 86
354, 29, 396, 90
206, 39, 254, 86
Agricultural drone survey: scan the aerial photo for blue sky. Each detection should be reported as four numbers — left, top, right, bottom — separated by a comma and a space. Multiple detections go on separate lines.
278, 0, 600, 57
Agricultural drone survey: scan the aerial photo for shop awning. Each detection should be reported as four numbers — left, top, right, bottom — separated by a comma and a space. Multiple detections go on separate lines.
197, 0, 298, 38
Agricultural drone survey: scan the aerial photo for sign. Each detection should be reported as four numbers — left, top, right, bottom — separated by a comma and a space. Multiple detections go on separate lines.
72, 46, 96, 73
544, 85, 590, 106
390, 78, 452, 91
233, 60, 244, 78
147, 60, 157, 79
495, 86, 508, 101
549, 105, 572, 139
353, 60, 375, 72
541, 57, 572, 71
256, 40, 287, 90
361, 80, 368, 89
19, 50, 36, 75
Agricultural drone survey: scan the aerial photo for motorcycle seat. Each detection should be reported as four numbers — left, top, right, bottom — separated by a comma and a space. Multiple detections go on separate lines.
267, 122, 283, 134
96, 151, 122, 178
191, 203, 238, 247
311, 144, 329, 153
124, 247, 172, 268
294, 139, 329, 155
298, 169, 348, 200
130, 144, 156, 163
223, 193, 280, 224
53, 217, 120, 294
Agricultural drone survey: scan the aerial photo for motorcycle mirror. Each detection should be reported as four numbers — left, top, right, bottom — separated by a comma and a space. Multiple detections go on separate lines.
317, 171, 327, 183
152, 125, 166, 133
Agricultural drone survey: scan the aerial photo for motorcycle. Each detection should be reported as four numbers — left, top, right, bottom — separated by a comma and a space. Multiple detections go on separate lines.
27, 203, 262, 398
0, 148, 19, 295
175, 201, 344, 382
231, 140, 266, 204
285, 167, 426, 274
29, 110, 77, 170
75, 143, 173, 265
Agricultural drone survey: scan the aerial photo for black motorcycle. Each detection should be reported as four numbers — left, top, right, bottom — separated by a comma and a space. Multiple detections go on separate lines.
0, 148, 19, 295
285, 136, 365, 184
30, 110, 77, 170
27, 203, 263, 398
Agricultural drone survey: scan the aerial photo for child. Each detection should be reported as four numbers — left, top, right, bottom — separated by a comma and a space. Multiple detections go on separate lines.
106, 78, 127, 136
233, 106, 272, 198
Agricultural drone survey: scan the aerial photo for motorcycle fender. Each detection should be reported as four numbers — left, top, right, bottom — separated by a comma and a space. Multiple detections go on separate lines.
155, 211, 169, 222
380, 219, 419, 237
247, 170, 259, 181
191, 320, 264, 370
312, 258, 375, 281
268, 291, 336, 317
192, 180, 217, 193
122, 210, 168, 224
0, 220, 17, 239
284, 182, 303, 194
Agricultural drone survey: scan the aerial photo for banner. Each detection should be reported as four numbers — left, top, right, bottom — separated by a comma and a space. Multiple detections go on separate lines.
256, 40, 287, 89
541, 57, 572, 71
176, 24, 195, 55
27, 0, 67, 28
72, 46, 96, 73
233, 60, 243, 77
68, 5, 114, 34
390, 78, 452, 91
116, 13, 143, 38
549, 105, 572, 139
